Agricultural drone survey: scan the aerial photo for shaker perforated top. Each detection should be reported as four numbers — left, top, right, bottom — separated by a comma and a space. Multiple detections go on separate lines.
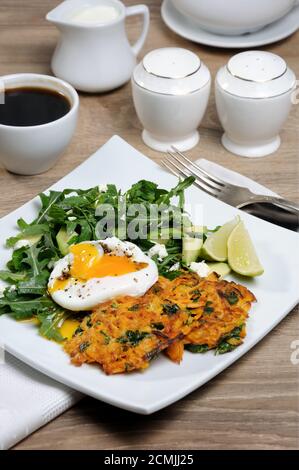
227, 51, 287, 83
142, 48, 200, 79
217, 51, 296, 99
133, 47, 210, 95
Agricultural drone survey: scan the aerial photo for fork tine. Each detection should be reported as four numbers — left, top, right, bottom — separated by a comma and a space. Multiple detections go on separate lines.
163, 156, 220, 199
165, 154, 220, 197
167, 150, 222, 192
171, 146, 231, 188
161, 160, 181, 179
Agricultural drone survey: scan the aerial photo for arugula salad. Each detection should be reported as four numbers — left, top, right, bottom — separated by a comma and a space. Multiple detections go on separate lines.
0, 177, 201, 341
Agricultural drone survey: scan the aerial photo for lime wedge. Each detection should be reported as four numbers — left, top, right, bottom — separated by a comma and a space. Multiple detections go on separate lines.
228, 221, 264, 277
201, 216, 240, 262
206, 262, 231, 279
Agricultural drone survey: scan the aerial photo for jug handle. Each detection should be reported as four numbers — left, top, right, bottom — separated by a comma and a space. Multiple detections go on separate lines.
126, 5, 150, 56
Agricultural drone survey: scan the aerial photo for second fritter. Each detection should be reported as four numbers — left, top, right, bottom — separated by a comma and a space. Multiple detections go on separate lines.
65, 272, 256, 374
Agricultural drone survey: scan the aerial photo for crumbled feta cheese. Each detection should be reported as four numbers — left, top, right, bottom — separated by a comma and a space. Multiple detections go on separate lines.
0, 280, 15, 298
169, 262, 180, 272
148, 243, 168, 262
14, 239, 31, 250
98, 184, 108, 193
189, 261, 210, 278
68, 216, 77, 221
65, 191, 78, 198
0, 280, 7, 298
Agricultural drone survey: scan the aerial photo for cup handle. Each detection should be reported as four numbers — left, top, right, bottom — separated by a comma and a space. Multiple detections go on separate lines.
126, 5, 150, 56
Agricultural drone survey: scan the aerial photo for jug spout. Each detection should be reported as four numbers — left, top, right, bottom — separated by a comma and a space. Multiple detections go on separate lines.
46, 0, 124, 29
46, 1, 74, 28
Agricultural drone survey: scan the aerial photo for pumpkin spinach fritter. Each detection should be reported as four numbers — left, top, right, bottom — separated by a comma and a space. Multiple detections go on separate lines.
165, 273, 256, 362
64, 272, 256, 374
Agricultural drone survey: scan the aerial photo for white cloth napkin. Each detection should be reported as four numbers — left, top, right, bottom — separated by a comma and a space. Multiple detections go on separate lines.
0, 354, 82, 450
196, 158, 278, 197
0, 159, 278, 450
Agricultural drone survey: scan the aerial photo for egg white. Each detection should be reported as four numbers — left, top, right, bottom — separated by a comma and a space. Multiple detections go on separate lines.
48, 237, 159, 311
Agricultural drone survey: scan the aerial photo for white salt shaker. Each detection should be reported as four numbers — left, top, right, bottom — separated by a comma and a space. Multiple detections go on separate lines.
132, 47, 211, 152
215, 51, 296, 158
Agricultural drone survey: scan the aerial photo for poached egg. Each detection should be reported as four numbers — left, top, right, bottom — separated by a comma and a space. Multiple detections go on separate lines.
48, 237, 158, 311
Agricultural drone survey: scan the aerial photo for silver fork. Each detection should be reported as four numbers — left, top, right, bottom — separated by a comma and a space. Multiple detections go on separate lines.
162, 147, 299, 214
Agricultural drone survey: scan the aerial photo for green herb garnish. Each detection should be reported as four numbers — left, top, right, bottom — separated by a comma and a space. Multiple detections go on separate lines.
204, 301, 214, 314
224, 291, 239, 305
100, 330, 111, 344
185, 344, 209, 354
117, 330, 150, 347
79, 341, 90, 353
151, 322, 164, 330
162, 302, 180, 316
215, 325, 243, 355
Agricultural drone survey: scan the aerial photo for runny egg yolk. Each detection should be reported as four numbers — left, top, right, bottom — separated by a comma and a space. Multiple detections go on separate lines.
50, 243, 148, 293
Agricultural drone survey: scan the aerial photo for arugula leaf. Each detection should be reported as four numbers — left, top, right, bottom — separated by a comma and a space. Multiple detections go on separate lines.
0, 270, 28, 283
157, 176, 195, 207
37, 191, 63, 223
6, 224, 49, 248
17, 273, 49, 295
37, 309, 68, 342
47, 204, 67, 223
0, 293, 56, 319
22, 244, 48, 276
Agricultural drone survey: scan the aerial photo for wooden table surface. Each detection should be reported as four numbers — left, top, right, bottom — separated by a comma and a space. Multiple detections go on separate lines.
0, 0, 298, 450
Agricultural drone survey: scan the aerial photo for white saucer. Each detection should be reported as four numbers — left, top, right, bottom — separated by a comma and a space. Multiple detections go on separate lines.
161, 0, 299, 48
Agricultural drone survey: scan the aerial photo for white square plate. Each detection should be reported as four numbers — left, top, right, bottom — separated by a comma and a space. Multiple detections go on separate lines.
0, 136, 298, 414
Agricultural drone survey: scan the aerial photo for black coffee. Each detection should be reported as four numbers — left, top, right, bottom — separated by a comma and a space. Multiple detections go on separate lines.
0, 87, 71, 126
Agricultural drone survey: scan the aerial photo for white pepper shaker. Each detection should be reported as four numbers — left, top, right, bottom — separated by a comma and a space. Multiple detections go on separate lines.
132, 47, 211, 152
215, 51, 296, 158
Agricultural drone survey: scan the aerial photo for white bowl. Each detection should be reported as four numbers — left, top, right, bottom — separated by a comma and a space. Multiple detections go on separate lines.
0, 74, 79, 175
172, 0, 298, 35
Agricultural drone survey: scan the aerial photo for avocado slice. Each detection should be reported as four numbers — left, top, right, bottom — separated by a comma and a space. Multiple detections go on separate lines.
56, 227, 77, 256
182, 235, 203, 265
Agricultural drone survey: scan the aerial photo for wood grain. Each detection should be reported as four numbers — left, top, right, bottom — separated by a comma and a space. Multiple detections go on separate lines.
0, 0, 298, 450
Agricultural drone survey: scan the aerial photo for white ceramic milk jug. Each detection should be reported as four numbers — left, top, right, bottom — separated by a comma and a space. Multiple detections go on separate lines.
47, 0, 150, 93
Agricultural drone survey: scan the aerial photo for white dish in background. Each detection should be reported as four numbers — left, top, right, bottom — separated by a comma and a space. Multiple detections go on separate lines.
161, 0, 299, 49
0, 135, 298, 414
171, 0, 297, 36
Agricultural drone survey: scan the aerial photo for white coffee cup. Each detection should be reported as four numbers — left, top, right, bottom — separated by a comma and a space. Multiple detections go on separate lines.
172, 0, 298, 35
0, 74, 79, 175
